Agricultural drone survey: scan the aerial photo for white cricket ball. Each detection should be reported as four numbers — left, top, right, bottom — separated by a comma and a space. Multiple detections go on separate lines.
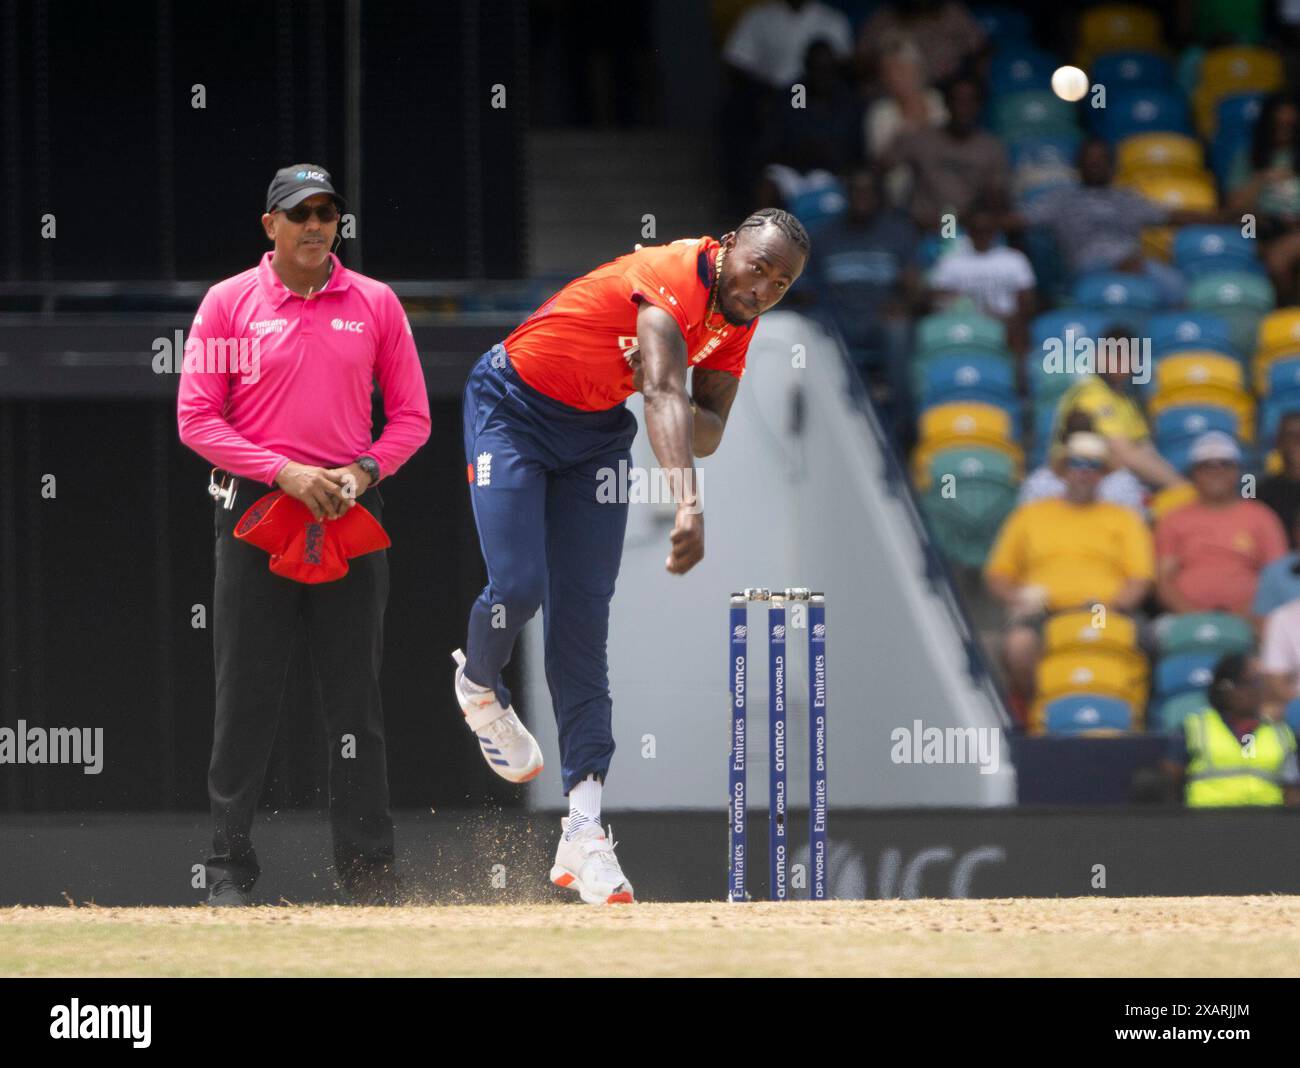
1051, 65, 1089, 102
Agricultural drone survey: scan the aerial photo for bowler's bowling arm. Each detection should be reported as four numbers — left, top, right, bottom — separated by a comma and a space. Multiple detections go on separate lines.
637, 303, 699, 505
689, 368, 738, 458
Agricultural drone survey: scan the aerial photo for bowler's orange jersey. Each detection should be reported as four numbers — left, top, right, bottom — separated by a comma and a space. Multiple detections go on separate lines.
503, 236, 756, 411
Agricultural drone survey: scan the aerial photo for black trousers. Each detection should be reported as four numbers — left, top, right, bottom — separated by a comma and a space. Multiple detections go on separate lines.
207, 481, 394, 895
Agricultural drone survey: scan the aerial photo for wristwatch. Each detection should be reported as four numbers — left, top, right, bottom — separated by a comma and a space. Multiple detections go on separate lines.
356, 456, 381, 484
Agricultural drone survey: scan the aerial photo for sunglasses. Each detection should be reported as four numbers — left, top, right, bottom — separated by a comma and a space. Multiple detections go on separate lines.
1066, 458, 1104, 471
1194, 459, 1237, 470
280, 202, 339, 224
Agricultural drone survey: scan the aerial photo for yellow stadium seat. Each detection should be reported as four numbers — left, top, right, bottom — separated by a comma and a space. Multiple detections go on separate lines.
1116, 133, 1204, 178
1195, 47, 1284, 137
1044, 609, 1139, 656
1154, 352, 1244, 395
911, 437, 1024, 491
1117, 172, 1217, 260
1256, 308, 1300, 361
1150, 480, 1196, 520
1148, 384, 1255, 442
1034, 649, 1149, 725
1077, 6, 1163, 68
918, 402, 1012, 446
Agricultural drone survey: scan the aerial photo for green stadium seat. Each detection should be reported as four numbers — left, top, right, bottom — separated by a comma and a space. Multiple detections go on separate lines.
1155, 612, 1254, 658
920, 473, 1019, 569
916, 309, 1007, 359
1153, 690, 1208, 733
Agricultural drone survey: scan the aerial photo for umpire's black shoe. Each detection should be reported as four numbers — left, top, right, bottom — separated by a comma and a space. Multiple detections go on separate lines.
206, 876, 252, 907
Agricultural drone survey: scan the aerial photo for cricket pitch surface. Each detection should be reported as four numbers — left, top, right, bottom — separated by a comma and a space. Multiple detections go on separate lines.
3, 897, 1298, 977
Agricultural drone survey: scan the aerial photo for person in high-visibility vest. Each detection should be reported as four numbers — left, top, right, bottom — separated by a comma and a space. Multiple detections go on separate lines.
1161, 653, 1300, 807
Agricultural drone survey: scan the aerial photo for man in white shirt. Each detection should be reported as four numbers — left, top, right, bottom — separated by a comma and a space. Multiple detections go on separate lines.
723, 0, 854, 89
928, 195, 1035, 354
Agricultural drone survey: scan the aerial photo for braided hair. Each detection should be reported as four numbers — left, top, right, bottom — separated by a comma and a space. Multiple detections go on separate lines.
735, 208, 811, 259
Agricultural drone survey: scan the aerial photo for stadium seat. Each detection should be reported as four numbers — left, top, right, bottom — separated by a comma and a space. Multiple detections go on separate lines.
788, 184, 846, 228
1153, 404, 1240, 445
993, 91, 1080, 139
1093, 52, 1175, 92
924, 445, 1018, 487
1094, 87, 1193, 142
1157, 612, 1254, 658
917, 354, 1017, 417
1032, 308, 1110, 351
1116, 131, 1203, 178
1073, 271, 1162, 320
1117, 171, 1217, 262
1009, 133, 1083, 172
1261, 356, 1300, 399
1036, 648, 1149, 716
1150, 352, 1244, 397
1044, 609, 1139, 656
1155, 651, 1219, 699
1210, 92, 1265, 186
1188, 270, 1276, 357
975, 6, 1032, 47
1042, 694, 1134, 734
911, 436, 1023, 491
917, 309, 1007, 359
1173, 225, 1260, 279
920, 473, 1019, 568
1147, 383, 1255, 443
1256, 308, 1300, 362
989, 49, 1058, 98
1149, 311, 1237, 360
1195, 47, 1283, 137
1077, 5, 1163, 68
919, 401, 1012, 445
1153, 690, 1208, 733
1258, 394, 1300, 446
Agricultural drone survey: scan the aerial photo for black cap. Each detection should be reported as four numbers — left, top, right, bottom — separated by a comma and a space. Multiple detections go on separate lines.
266, 164, 346, 213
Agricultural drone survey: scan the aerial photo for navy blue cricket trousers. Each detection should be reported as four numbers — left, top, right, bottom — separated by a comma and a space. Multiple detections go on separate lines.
462, 345, 637, 793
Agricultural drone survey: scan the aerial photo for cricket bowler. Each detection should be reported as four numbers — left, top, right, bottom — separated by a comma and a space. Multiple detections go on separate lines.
451, 208, 809, 903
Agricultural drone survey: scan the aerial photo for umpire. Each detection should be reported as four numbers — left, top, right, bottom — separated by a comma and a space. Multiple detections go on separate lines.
178, 164, 431, 905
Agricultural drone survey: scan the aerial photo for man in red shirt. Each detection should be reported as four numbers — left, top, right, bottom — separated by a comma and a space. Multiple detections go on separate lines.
453, 209, 809, 904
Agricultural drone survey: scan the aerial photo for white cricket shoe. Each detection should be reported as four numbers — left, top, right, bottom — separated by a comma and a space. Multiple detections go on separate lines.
550, 818, 635, 905
452, 648, 544, 784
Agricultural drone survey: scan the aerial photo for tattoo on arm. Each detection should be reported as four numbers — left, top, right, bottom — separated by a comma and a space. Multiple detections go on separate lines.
691, 368, 740, 426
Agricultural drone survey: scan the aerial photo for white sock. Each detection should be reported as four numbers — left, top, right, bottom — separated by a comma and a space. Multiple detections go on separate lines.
566, 775, 603, 838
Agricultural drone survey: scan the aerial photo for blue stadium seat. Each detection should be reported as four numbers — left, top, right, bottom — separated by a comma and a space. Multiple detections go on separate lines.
788, 183, 846, 228
1153, 691, 1207, 733
1092, 51, 1175, 91
1148, 311, 1236, 360
1155, 652, 1219, 699
1009, 133, 1083, 172
918, 353, 1016, 410
974, 6, 1032, 46
1031, 308, 1111, 351
1043, 694, 1133, 734
1210, 93, 1265, 187
1265, 357, 1300, 398
1094, 87, 1193, 142
1153, 405, 1240, 444
1073, 271, 1163, 319
989, 48, 1058, 97
1173, 225, 1261, 279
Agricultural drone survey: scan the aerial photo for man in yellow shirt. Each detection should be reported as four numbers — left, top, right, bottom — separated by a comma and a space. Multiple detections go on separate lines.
985, 433, 1155, 716
1051, 327, 1183, 490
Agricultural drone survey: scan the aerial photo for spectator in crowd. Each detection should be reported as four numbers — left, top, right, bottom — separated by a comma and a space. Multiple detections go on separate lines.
1258, 411, 1300, 543
863, 34, 947, 204
1004, 138, 1222, 304
1018, 408, 1146, 513
719, 0, 856, 216
855, 0, 986, 88
876, 76, 1009, 232
1155, 432, 1288, 617
804, 167, 920, 429
756, 39, 866, 209
1226, 93, 1300, 304
926, 193, 1035, 354
984, 432, 1154, 718
1051, 326, 1185, 489
1162, 653, 1299, 807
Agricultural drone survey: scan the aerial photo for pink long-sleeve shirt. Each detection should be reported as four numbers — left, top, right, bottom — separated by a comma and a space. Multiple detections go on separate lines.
177, 252, 431, 485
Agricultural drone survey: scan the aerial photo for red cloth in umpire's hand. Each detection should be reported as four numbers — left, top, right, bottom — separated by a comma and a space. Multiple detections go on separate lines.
233, 490, 391, 583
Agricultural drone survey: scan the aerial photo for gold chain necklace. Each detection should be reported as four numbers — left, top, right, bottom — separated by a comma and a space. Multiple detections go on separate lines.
706, 245, 727, 332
